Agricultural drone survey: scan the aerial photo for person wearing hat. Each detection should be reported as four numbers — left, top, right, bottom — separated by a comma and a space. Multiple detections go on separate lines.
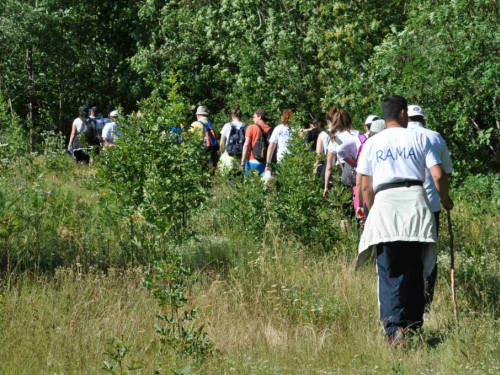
356, 95, 453, 346
364, 115, 381, 134
102, 110, 123, 147
189, 106, 219, 169
407, 104, 453, 310
189, 106, 210, 138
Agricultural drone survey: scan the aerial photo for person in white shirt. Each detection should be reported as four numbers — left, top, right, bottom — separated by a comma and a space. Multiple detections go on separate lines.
333, 119, 386, 220
323, 108, 360, 197
68, 107, 93, 165
407, 104, 453, 310
314, 119, 330, 156
220, 104, 246, 154
102, 110, 123, 147
356, 95, 453, 346
266, 108, 293, 168
218, 104, 246, 172
336, 115, 380, 166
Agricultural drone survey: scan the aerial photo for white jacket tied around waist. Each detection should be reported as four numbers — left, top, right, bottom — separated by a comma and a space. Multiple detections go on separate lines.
356, 185, 437, 274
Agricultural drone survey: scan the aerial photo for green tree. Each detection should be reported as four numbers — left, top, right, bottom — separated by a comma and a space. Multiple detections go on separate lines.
131, 0, 407, 126
0, 0, 144, 138
364, 0, 500, 174
97, 77, 210, 242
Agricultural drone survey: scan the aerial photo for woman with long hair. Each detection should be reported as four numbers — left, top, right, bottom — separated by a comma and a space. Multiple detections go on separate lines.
323, 108, 360, 197
266, 109, 293, 170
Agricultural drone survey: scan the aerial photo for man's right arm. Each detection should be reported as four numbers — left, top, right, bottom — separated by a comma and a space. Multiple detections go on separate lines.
361, 175, 375, 210
68, 124, 76, 151
102, 125, 111, 145
266, 142, 277, 166
424, 134, 452, 210
220, 136, 226, 153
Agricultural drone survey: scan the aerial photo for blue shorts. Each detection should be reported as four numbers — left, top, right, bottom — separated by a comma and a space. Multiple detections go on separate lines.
245, 161, 266, 177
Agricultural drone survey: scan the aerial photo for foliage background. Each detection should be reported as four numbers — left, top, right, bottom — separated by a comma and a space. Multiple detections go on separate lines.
1, 0, 499, 174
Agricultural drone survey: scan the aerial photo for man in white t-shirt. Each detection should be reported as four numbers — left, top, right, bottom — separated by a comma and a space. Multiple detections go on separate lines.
407, 104, 453, 310
102, 110, 123, 147
357, 95, 453, 346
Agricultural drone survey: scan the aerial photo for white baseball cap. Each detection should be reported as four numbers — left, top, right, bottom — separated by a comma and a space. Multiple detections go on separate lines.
109, 110, 119, 118
408, 105, 426, 118
365, 115, 380, 126
370, 119, 387, 133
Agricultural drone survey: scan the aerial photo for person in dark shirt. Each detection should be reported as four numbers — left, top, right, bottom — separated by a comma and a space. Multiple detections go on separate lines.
304, 118, 323, 151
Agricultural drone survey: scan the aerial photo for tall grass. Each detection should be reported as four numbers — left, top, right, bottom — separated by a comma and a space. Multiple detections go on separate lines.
0, 144, 499, 373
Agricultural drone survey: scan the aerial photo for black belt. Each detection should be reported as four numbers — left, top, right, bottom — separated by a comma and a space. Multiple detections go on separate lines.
376, 180, 423, 195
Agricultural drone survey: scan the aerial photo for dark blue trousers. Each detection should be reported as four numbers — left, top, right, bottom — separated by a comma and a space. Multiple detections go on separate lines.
376, 241, 426, 336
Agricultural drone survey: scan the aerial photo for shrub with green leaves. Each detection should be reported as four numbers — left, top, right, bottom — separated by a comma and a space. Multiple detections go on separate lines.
97, 79, 210, 242
271, 127, 347, 249
143, 253, 216, 365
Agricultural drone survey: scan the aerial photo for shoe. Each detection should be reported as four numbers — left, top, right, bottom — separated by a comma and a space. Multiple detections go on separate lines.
388, 328, 407, 349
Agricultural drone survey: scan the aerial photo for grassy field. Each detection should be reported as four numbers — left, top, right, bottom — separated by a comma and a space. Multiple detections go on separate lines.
0, 155, 499, 374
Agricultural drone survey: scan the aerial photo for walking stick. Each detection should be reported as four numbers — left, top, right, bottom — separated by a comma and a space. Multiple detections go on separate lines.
446, 209, 460, 328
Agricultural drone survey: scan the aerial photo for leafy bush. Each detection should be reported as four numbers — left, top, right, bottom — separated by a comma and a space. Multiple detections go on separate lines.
271, 127, 348, 249
97, 79, 210, 242
143, 254, 216, 365
0, 91, 30, 163
205, 125, 347, 251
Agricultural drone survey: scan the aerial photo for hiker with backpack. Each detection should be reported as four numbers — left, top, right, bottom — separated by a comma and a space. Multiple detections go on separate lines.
356, 95, 453, 346
265, 109, 293, 170
241, 109, 272, 177
323, 109, 360, 197
219, 104, 246, 172
90, 106, 105, 145
188, 106, 219, 170
68, 107, 98, 165
102, 110, 123, 147
407, 104, 453, 311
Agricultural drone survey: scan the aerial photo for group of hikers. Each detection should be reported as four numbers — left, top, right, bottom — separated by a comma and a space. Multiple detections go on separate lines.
184, 97, 454, 347
68, 95, 453, 347
68, 104, 122, 164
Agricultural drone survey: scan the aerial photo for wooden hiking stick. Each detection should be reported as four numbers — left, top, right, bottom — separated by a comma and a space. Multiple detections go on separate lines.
447, 209, 460, 328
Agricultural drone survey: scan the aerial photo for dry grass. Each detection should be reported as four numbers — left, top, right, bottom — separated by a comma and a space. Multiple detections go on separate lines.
1, 241, 499, 374
0, 160, 499, 373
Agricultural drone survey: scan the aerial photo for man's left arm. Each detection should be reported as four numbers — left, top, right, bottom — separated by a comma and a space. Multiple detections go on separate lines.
266, 142, 277, 170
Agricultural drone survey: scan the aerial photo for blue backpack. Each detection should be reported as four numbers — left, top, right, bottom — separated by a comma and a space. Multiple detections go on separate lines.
226, 123, 247, 156
201, 121, 218, 150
